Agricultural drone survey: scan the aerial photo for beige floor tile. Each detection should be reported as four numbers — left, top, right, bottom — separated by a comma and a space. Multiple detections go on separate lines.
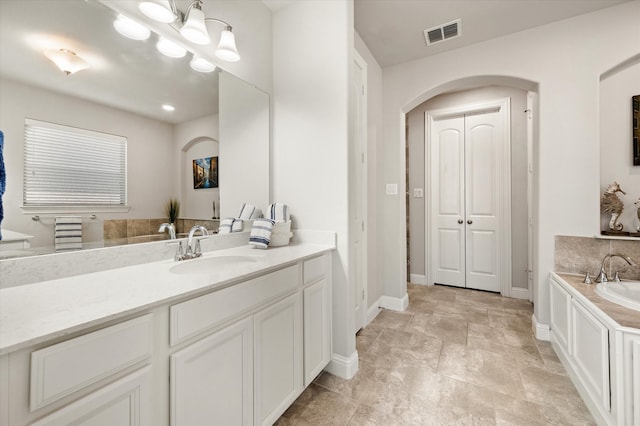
277, 284, 594, 425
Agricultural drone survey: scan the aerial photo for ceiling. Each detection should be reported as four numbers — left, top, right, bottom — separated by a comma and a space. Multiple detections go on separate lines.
354, 0, 632, 68
0, 0, 218, 124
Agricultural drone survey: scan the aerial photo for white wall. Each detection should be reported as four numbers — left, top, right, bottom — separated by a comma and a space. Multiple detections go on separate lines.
599, 61, 640, 232
0, 78, 176, 247
378, 1, 640, 327
406, 86, 529, 289
273, 0, 355, 376
175, 114, 219, 220
354, 32, 383, 311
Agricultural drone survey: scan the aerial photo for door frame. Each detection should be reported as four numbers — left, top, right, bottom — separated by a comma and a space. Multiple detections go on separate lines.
425, 98, 512, 296
352, 49, 368, 332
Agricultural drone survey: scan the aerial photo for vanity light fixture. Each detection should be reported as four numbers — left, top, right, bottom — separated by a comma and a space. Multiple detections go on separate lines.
156, 37, 187, 58
44, 49, 90, 75
180, 1, 210, 45
139, 0, 241, 62
139, 0, 177, 23
190, 55, 216, 73
113, 14, 151, 40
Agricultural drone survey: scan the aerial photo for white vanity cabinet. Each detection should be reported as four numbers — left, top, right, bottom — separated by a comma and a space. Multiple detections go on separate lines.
571, 299, 610, 414
549, 276, 572, 358
548, 273, 640, 426
171, 317, 253, 426
302, 255, 332, 386
0, 248, 334, 426
254, 293, 303, 426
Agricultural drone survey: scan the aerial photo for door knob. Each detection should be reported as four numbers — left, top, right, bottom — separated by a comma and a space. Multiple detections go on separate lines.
457, 219, 463, 224
467, 220, 473, 224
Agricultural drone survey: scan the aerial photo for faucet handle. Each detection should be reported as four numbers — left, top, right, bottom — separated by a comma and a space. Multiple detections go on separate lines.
583, 272, 592, 285
595, 267, 608, 283
613, 271, 621, 282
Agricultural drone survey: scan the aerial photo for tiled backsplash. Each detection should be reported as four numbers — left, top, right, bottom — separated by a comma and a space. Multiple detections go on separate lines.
555, 235, 640, 280
103, 218, 219, 245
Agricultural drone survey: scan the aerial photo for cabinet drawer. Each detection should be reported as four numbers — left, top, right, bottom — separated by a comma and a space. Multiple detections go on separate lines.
170, 265, 299, 346
30, 315, 153, 411
303, 255, 327, 285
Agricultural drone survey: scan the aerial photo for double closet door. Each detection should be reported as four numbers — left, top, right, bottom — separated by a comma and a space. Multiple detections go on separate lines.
429, 103, 508, 293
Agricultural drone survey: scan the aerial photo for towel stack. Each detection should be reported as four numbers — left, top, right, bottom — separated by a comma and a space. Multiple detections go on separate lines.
218, 217, 244, 234
249, 202, 292, 249
55, 216, 83, 252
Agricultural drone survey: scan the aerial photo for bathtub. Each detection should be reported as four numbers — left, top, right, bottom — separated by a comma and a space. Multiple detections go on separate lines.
595, 281, 640, 312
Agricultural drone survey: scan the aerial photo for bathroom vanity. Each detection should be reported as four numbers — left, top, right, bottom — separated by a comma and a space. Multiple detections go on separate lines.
0, 242, 334, 425
549, 272, 640, 426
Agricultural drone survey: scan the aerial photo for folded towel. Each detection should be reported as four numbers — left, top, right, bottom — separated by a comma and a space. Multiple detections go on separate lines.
55, 216, 82, 252
218, 217, 244, 234
238, 203, 256, 220
267, 203, 289, 223
249, 218, 275, 249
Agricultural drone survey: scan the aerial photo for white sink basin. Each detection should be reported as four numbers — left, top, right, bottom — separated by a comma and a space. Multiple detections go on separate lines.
595, 281, 640, 312
170, 255, 262, 275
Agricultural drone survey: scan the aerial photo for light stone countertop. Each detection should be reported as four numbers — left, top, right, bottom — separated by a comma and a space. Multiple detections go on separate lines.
0, 242, 334, 355
554, 272, 640, 329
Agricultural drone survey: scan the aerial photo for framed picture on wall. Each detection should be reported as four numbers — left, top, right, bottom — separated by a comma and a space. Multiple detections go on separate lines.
192, 156, 218, 189
633, 95, 639, 166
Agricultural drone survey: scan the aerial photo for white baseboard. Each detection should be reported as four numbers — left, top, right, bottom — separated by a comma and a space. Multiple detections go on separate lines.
532, 314, 550, 341
366, 301, 381, 326
379, 294, 409, 311
409, 274, 427, 285
510, 286, 530, 300
325, 351, 359, 380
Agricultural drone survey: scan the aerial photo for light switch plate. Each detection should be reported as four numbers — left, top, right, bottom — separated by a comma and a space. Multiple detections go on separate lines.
413, 188, 424, 198
386, 184, 398, 195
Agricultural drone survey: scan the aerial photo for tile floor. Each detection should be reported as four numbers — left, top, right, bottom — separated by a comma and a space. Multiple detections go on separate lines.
276, 283, 595, 425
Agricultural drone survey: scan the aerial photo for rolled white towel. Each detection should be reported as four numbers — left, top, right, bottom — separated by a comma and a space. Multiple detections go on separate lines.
238, 203, 256, 220
267, 203, 289, 223
249, 218, 275, 249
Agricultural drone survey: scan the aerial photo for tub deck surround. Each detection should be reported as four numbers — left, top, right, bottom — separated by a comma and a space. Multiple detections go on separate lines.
0, 240, 335, 355
555, 273, 640, 329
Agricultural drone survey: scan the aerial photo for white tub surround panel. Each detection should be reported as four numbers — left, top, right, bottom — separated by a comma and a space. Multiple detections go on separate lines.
549, 273, 640, 426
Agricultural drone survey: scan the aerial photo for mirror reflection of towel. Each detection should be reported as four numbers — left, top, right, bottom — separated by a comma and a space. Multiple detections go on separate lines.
0, 130, 5, 240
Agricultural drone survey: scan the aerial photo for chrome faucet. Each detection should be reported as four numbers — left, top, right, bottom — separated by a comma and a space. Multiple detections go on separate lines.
158, 223, 176, 239
595, 253, 636, 283
185, 225, 209, 259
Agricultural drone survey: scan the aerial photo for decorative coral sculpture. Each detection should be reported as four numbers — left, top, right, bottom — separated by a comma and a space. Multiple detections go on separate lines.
601, 181, 626, 231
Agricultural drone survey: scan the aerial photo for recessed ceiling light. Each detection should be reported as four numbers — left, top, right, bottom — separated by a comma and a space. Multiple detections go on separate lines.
113, 14, 150, 41
156, 37, 186, 58
162, 104, 175, 112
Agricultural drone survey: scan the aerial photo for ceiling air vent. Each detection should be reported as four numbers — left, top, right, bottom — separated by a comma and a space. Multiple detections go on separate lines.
424, 19, 461, 46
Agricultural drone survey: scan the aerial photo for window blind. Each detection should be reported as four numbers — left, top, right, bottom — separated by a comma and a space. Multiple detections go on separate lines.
23, 119, 127, 207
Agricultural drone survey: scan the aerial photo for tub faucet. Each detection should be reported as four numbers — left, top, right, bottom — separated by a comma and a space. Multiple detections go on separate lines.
158, 223, 176, 239
595, 253, 636, 283
185, 225, 209, 259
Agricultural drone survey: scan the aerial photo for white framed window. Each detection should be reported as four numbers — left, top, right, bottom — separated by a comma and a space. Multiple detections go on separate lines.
23, 119, 127, 210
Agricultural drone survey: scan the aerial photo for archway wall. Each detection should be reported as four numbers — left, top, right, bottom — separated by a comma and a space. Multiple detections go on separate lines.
378, 1, 640, 327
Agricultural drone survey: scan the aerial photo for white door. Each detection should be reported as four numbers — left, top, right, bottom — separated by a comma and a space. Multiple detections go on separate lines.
430, 106, 504, 293
352, 52, 367, 332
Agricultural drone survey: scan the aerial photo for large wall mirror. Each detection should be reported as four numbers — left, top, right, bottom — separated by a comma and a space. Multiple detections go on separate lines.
0, 0, 270, 258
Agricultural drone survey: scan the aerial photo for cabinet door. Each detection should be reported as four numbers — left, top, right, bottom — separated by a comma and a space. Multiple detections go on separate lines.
254, 293, 303, 426
31, 367, 150, 426
171, 317, 253, 426
571, 300, 610, 414
304, 278, 331, 386
549, 277, 572, 357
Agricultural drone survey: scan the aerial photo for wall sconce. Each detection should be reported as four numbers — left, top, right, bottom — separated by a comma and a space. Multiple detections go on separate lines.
139, 0, 240, 62
44, 49, 90, 75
